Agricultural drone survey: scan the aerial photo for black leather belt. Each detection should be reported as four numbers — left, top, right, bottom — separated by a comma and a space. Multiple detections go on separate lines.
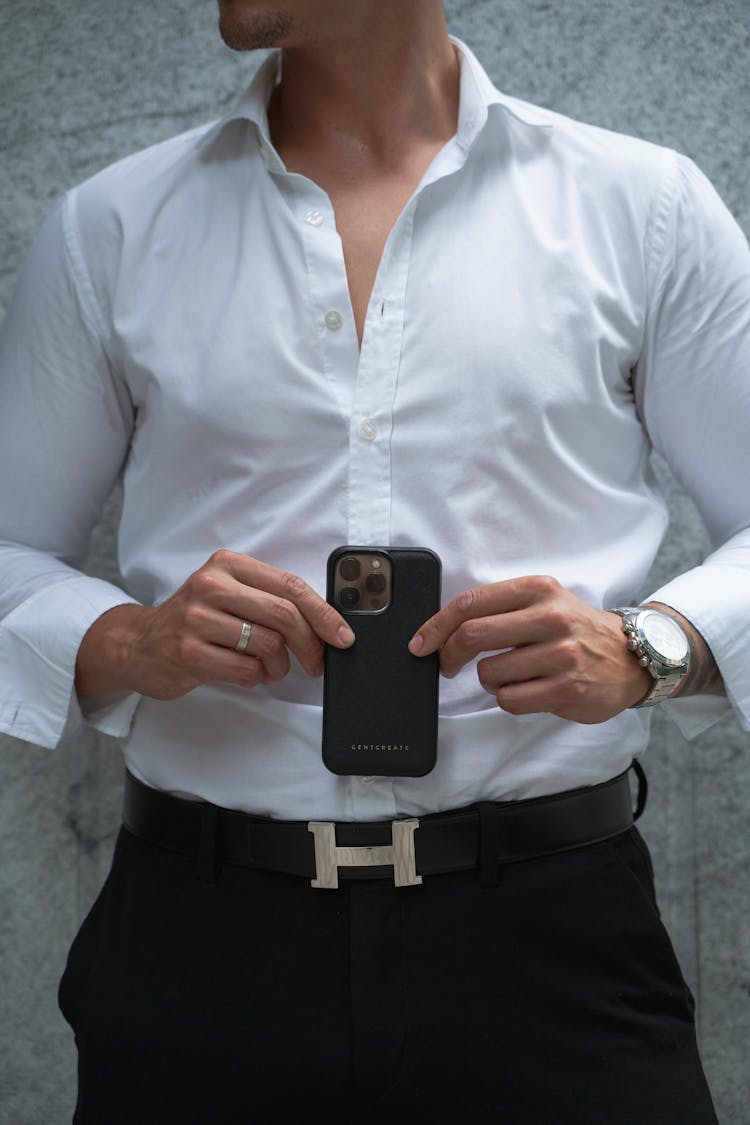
122, 765, 641, 889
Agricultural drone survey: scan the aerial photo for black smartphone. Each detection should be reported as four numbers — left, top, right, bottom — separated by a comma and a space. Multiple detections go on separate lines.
322, 545, 441, 777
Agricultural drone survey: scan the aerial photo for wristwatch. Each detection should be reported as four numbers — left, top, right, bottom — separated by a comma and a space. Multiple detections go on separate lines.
610, 606, 691, 707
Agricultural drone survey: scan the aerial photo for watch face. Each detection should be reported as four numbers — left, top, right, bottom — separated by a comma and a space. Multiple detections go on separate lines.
640, 611, 689, 666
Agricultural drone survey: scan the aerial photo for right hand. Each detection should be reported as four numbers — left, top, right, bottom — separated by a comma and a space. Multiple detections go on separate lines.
75, 549, 355, 701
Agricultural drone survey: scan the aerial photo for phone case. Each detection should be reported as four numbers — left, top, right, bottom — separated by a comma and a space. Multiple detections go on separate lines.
322, 545, 441, 777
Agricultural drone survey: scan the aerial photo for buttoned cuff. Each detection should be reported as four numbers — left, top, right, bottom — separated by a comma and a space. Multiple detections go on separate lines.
646, 563, 750, 738
0, 576, 141, 749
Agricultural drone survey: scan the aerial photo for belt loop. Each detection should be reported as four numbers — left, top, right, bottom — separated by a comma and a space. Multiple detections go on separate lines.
630, 759, 648, 821
196, 801, 219, 883
477, 802, 502, 888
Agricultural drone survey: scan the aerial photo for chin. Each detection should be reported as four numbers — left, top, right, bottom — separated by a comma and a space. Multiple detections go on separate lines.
218, 6, 295, 52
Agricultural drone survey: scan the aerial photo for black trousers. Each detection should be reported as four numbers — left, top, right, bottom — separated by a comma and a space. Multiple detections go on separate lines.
59, 819, 718, 1124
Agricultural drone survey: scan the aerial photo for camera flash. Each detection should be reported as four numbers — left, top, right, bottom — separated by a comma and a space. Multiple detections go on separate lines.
371, 559, 381, 569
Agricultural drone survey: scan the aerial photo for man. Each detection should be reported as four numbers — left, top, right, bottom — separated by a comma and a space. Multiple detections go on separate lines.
0, 1, 747, 1121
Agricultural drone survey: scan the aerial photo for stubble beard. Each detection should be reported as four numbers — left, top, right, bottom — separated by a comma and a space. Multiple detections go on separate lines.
218, 8, 296, 52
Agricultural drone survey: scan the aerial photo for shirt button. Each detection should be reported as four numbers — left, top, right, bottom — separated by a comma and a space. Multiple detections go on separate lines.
360, 419, 378, 441
305, 209, 324, 227
324, 310, 343, 331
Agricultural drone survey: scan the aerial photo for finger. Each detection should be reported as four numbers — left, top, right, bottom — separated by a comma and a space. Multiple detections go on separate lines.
168, 635, 266, 692
170, 601, 294, 682
216, 551, 355, 648
220, 616, 292, 684
475, 641, 577, 694
219, 590, 328, 676
436, 610, 553, 678
409, 576, 559, 657
495, 672, 597, 721
494, 676, 559, 716
206, 651, 266, 690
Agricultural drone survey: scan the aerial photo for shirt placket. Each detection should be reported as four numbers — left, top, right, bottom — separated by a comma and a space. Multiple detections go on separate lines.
347, 204, 416, 546
346, 207, 418, 815
285, 169, 416, 550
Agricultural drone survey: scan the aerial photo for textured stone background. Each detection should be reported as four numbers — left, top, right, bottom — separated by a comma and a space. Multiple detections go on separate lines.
1, 1, 748, 1121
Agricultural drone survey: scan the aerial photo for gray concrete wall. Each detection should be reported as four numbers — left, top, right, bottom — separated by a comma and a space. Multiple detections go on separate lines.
1, 1, 748, 1121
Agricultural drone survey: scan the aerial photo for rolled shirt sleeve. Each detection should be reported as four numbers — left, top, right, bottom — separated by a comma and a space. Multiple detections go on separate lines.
635, 153, 750, 736
0, 197, 140, 749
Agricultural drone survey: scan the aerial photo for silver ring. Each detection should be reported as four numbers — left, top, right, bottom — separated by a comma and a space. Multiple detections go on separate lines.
235, 620, 253, 652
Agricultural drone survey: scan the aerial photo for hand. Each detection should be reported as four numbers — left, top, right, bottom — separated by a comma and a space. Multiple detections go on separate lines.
408, 575, 652, 724
75, 550, 355, 701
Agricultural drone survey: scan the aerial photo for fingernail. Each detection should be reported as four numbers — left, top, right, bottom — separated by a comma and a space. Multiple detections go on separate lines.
338, 625, 355, 646
408, 634, 424, 655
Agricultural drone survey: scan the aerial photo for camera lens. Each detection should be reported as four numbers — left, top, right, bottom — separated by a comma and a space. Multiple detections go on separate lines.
339, 556, 361, 581
339, 586, 360, 608
365, 573, 386, 594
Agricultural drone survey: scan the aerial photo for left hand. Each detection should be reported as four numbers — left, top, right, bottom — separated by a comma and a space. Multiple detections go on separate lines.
408, 575, 652, 724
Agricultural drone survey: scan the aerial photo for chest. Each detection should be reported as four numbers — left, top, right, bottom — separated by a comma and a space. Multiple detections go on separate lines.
325, 181, 414, 345
116, 155, 645, 459
277, 139, 446, 346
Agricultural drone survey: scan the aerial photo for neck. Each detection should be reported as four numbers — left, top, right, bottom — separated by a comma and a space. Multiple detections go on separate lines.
268, 8, 459, 170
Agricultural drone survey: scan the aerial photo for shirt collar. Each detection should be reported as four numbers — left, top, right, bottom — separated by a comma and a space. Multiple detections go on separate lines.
220, 48, 282, 151
450, 36, 553, 148
198, 35, 552, 158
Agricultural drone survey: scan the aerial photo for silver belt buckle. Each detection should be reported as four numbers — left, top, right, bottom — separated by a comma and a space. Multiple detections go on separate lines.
307, 819, 422, 889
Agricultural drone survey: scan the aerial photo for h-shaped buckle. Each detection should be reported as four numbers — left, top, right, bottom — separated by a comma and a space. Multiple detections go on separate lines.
307, 819, 422, 889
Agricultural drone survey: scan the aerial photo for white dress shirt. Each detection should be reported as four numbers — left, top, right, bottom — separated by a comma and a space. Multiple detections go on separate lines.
1, 40, 748, 820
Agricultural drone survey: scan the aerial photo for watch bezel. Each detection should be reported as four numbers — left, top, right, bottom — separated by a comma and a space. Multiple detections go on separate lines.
634, 608, 691, 671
